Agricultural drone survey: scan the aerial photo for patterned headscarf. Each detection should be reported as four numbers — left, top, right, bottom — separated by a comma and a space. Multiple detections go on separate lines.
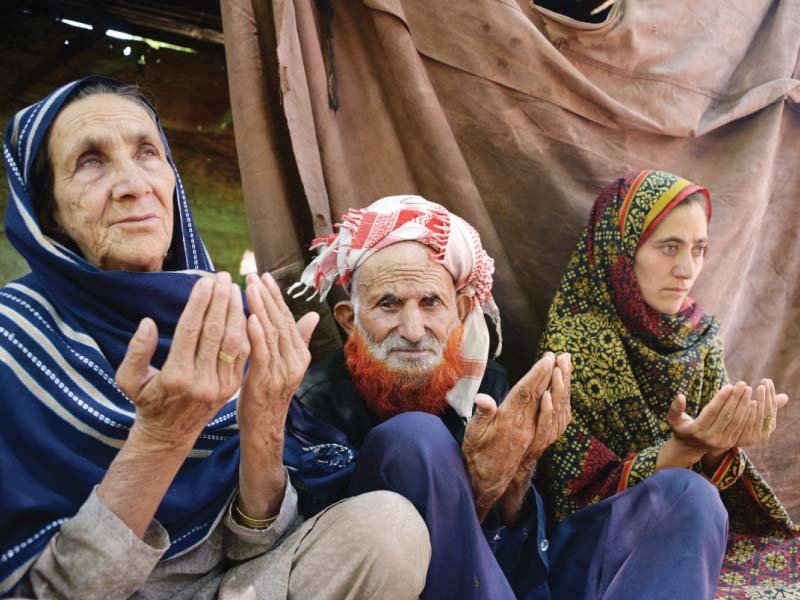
538, 170, 795, 546
0, 77, 240, 595
290, 195, 500, 418
580, 169, 712, 347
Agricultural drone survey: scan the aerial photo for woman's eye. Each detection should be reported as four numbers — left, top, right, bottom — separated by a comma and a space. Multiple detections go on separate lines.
140, 146, 158, 158
421, 297, 440, 308
78, 156, 101, 168
662, 244, 678, 255
692, 245, 707, 257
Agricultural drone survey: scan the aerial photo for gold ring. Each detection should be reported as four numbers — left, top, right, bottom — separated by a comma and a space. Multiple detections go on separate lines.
218, 350, 236, 365
762, 412, 773, 433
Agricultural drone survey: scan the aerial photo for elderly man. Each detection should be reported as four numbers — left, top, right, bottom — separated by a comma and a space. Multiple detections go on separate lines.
285, 195, 730, 599
0, 78, 428, 599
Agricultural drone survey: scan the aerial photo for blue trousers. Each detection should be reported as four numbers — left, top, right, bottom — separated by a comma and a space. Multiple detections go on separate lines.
348, 412, 728, 600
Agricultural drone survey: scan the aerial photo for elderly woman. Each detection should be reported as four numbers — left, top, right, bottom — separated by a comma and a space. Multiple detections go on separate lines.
538, 170, 799, 597
0, 77, 429, 599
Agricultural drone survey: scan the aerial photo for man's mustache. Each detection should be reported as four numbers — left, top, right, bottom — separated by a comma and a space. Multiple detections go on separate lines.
383, 335, 441, 353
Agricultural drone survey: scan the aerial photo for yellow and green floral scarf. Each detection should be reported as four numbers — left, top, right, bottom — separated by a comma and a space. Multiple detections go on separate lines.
538, 170, 797, 595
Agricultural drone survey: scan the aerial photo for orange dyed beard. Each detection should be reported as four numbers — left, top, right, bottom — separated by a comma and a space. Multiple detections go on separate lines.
344, 326, 464, 422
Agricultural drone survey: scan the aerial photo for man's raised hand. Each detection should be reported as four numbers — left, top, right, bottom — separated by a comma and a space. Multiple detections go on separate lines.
462, 353, 555, 522
496, 353, 572, 525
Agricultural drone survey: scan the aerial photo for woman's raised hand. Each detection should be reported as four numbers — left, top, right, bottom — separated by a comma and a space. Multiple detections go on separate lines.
733, 379, 789, 447
116, 272, 249, 449
660, 380, 789, 472
667, 382, 752, 455
236, 272, 319, 521
238, 272, 319, 443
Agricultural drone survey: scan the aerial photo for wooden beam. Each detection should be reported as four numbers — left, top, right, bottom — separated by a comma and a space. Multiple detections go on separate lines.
19, 0, 225, 46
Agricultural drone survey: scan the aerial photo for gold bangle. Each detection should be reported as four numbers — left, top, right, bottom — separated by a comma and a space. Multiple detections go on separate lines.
232, 492, 278, 530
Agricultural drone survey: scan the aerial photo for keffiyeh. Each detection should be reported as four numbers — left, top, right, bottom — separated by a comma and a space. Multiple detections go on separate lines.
290, 195, 500, 418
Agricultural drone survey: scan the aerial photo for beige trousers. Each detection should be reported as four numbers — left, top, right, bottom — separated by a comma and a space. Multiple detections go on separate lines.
220, 491, 431, 600
11, 491, 430, 600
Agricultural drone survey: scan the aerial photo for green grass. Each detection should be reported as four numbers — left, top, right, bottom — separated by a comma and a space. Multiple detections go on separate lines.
0, 160, 32, 284
182, 178, 253, 286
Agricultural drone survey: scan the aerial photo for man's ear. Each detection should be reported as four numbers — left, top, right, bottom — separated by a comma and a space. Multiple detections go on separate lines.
456, 293, 472, 323
333, 301, 356, 336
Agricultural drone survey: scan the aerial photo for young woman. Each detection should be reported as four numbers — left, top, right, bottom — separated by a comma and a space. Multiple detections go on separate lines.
538, 170, 798, 597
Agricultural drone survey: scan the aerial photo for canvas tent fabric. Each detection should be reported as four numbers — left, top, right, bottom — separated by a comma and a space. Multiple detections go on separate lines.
220, 0, 800, 532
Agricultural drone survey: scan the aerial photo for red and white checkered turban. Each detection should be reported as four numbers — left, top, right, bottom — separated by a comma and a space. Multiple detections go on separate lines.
290, 195, 502, 418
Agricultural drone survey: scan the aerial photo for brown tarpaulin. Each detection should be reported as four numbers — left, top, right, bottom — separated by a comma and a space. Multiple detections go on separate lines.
220, 0, 800, 518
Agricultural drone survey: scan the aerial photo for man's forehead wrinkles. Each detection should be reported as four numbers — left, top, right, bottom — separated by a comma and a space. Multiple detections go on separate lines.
359, 266, 452, 294
362, 261, 447, 279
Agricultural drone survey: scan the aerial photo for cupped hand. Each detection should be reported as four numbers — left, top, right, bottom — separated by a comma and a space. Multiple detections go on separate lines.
116, 272, 249, 449
461, 352, 555, 522
734, 379, 789, 447
667, 382, 752, 457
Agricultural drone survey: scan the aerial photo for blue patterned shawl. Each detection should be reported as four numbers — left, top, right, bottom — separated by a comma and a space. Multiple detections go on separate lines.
0, 77, 241, 594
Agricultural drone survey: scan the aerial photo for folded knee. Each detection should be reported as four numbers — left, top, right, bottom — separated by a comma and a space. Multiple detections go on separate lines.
352, 412, 470, 503
289, 491, 430, 598
649, 468, 728, 530
332, 491, 431, 588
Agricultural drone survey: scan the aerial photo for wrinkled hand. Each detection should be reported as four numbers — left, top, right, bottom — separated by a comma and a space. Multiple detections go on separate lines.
116, 272, 248, 449
733, 379, 788, 447
238, 272, 319, 447
497, 353, 572, 525
236, 273, 319, 520
529, 353, 571, 457
461, 353, 555, 522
